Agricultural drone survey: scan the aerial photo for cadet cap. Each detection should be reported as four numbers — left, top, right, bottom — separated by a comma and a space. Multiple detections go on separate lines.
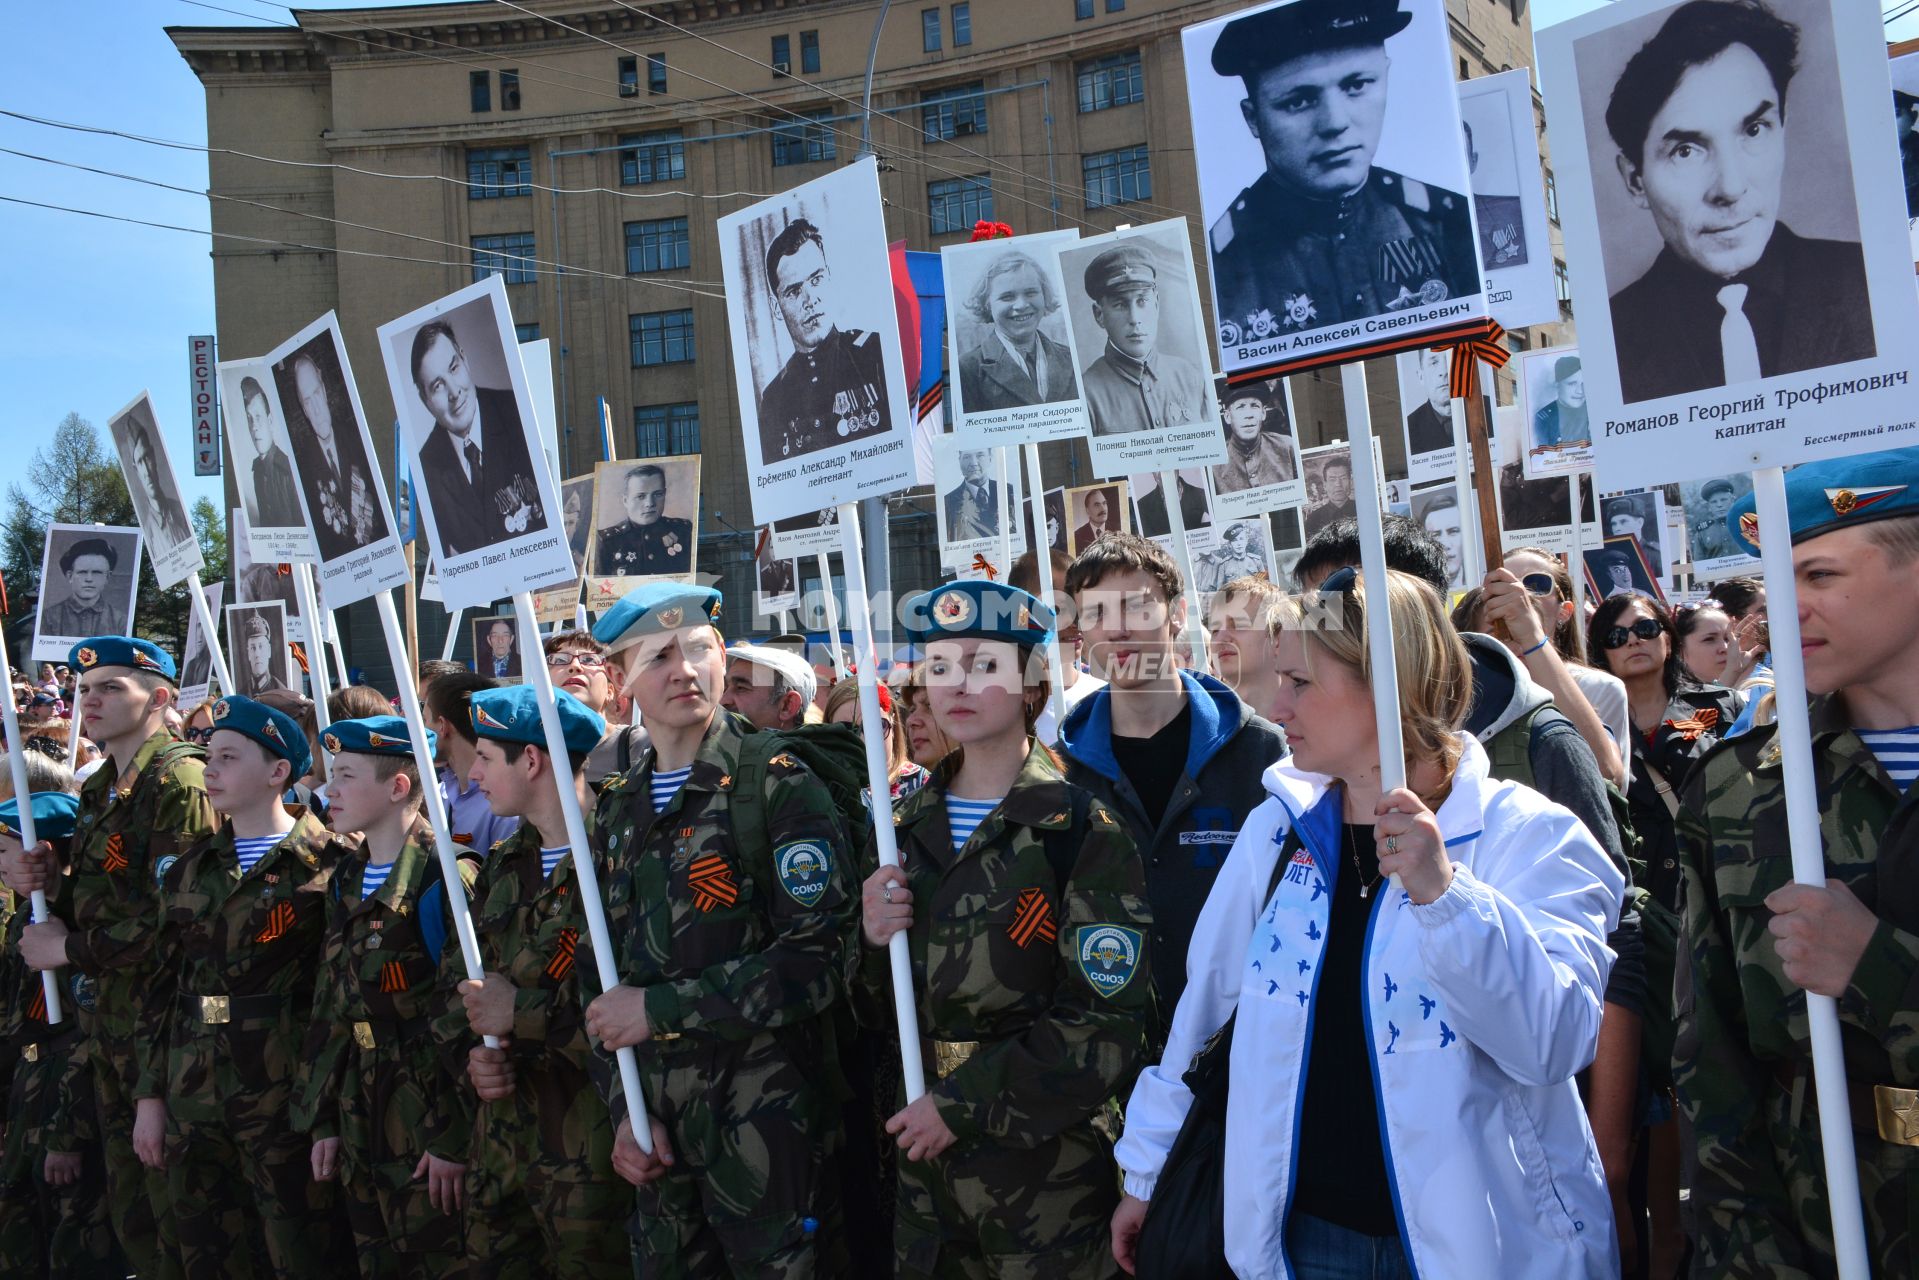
0, 792, 81, 843
1727, 446, 1919, 557
210, 694, 312, 780
592, 582, 722, 652
323, 715, 433, 760
904, 580, 1054, 649
469, 685, 606, 758
70, 636, 176, 682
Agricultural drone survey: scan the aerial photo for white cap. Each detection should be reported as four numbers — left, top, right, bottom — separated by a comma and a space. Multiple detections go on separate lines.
727, 643, 818, 705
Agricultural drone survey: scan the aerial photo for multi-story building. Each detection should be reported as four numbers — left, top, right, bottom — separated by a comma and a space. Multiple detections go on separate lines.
170, 0, 1568, 675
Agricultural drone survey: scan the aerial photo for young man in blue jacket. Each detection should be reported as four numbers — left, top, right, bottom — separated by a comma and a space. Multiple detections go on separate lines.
1058, 533, 1286, 1039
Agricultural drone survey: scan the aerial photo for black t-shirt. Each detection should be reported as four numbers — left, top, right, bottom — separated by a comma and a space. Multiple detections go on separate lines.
1109, 701, 1191, 831
1290, 822, 1399, 1238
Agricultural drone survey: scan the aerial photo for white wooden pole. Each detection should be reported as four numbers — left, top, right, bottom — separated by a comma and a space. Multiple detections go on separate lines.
1159, 471, 1207, 669
1567, 476, 1588, 663
440, 607, 464, 664
1450, 394, 1485, 587
186, 572, 234, 696
817, 553, 847, 679
1022, 443, 1068, 727
293, 565, 333, 766
994, 448, 1015, 576
0, 639, 62, 1023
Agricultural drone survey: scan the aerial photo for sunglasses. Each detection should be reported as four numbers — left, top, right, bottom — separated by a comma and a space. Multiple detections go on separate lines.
185, 727, 215, 744
1521, 573, 1557, 597
546, 651, 607, 670
1601, 618, 1664, 650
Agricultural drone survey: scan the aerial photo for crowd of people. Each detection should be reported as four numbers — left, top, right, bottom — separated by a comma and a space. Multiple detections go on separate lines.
0, 446, 1914, 1279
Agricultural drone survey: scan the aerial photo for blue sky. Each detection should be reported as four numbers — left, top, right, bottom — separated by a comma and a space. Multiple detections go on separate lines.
4, 0, 1916, 520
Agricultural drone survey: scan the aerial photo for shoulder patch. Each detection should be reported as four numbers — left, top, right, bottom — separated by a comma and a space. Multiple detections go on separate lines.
1210, 209, 1235, 254
154, 853, 179, 888
1076, 924, 1144, 999
774, 839, 833, 909
1401, 177, 1432, 213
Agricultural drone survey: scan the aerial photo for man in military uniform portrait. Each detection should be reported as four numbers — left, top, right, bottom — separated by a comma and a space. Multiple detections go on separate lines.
1210, 383, 1298, 494
1135, 469, 1211, 539
1605, 494, 1666, 577
1464, 117, 1528, 268
238, 377, 303, 530
234, 611, 287, 697
1602, 0, 1874, 403
755, 218, 892, 462
1303, 453, 1358, 539
1195, 521, 1268, 595
116, 402, 194, 552
1688, 476, 1745, 561
1533, 354, 1591, 449
409, 318, 549, 559
1077, 243, 1210, 439
1403, 347, 1455, 456
593, 464, 693, 577
38, 535, 132, 640
1202, 0, 1479, 350
276, 339, 387, 563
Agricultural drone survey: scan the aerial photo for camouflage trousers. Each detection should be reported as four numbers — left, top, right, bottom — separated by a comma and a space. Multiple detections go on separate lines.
93, 1035, 180, 1280
632, 1029, 847, 1279
340, 1162, 468, 1280
167, 1104, 348, 1279
463, 1098, 631, 1280
893, 1121, 1120, 1280
0, 1145, 124, 1278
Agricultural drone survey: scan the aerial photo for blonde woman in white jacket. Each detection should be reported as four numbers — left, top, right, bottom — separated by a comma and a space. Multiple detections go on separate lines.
1110, 569, 1624, 1279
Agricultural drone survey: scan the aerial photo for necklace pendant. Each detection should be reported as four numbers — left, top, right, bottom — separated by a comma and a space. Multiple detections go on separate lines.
1359, 884, 1371, 900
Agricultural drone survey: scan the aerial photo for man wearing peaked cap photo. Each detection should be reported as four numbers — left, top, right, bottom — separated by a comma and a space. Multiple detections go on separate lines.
1078, 244, 1210, 439
1676, 445, 1919, 1277
1212, 383, 1298, 495
1205, 0, 1478, 347
237, 612, 287, 698
1534, 354, 1591, 450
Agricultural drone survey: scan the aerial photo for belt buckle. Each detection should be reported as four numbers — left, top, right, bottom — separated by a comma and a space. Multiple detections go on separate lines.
353, 1021, 376, 1051
933, 1040, 979, 1080
1873, 1085, 1919, 1145
200, 995, 231, 1025
21, 1043, 38, 1064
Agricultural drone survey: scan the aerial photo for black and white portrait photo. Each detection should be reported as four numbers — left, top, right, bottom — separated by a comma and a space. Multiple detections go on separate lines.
717, 157, 914, 525
941, 229, 1089, 447
1398, 348, 1458, 480
1895, 50, 1919, 261
472, 615, 523, 681
755, 527, 800, 615
1493, 405, 1596, 553
1182, 0, 1486, 375
32, 525, 143, 662
1680, 472, 1758, 576
107, 392, 202, 589
1270, 507, 1306, 588
1600, 491, 1669, 585
587, 456, 699, 579
771, 505, 843, 560
1066, 482, 1130, 556
226, 601, 292, 699
218, 358, 314, 563
1518, 347, 1596, 480
1410, 484, 1468, 591
1300, 444, 1359, 541
177, 580, 223, 708
1459, 69, 1559, 329
231, 508, 307, 645
1022, 486, 1070, 559
1584, 537, 1665, 604
934, 436, 1025, 570
270, 326, 388, 561
561, 473, 595, 578
378, 278, 573, 611
1209, 376, 1304, 520
1131, 469, 1214, 540
1057, 222, 1222, 479
1538, 0, 1919, 487
1194, 519, 1277, 597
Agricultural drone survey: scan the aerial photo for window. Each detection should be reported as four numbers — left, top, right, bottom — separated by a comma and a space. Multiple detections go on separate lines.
1460, 57, 1470, 79
1077, 51, 1143, 113
1075, 0, 1094, 18
630, 311, 696, 367
922, 82, 987, 140
620, 131, 685, 185
469, 71, 490, 113
1554, 260, 1573, 306
515, 322, 541, 342
772, 111, 836, 166
1105, 0, 1124, 11
472, 232, 537, 285
1083, 145, 1151, 208
500, 70, 521, 111
1544, 170, 1559, 225
634, 403, 701, 456
618, 56, 639, 96
625, 217, 691, 274
648, 53, 667, 95
467, 146, 532, 199
801, 29, 820, 74
772, 34, 791, 73
923, 8, 942, 52
951, 3, 971, 47
929, 176, 993, 234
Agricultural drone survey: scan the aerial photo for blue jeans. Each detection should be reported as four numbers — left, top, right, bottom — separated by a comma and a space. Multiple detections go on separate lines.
1284, 1211, 1413, 1280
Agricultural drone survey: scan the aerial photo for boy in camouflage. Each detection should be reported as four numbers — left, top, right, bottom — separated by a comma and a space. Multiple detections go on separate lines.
294, 717, 473, 1279
440, 683, 631, 1279
0, 788, 125, 1278
1677, 447, 1919, 1276
144, 695, 347, 1279
861, 580, 1153, 1278
14, 636, 216, 1280
580, 582, 858, 1277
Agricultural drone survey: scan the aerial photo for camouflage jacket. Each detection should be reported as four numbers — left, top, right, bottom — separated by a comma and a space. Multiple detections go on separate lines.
1676, 694, 1919, 1273
433, 821, 611, 1166
860, 743, 1154, 1147
293, 820, 477, 1186
140, 811, 341, 1118
583, 711, 856, 1114
0, 883, 94, 1176
64, 731, 215, 1044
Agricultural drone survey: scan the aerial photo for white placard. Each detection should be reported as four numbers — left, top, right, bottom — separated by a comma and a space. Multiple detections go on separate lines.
231, 507, 309, 645
1182, 0, 1487, 377
1895, 51, 1919, 265
265, 313, 410, 605
1192, 516, 1276, 599
226, 599, 293, 698
770, 507, 843, 559
1679, 472, 1760, 581
1517, 347, 1596, 479
32, 525, 143, 662
1459, 69, 1560, 330
940, 229, 1091, 448
719, 156, 916, 524
1537, 0, 1919, 489
377, 276, 575, 612
1131, 469, 1216, 546
1409, 480, 1468, 591
106, 391, 204, 589
1209, 376, 1304, 520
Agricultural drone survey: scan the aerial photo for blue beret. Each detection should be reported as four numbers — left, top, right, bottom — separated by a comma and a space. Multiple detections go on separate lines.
1211, 0, 1412, 78
1726, 446, 1919, 557
0, 792, 80, 842
210, 695, 312, 780
904, 581, 1054, 648
592, 582, 722, 651
70, 636, 176, 682
322, 715, 431, 760
470, 685, 607, 758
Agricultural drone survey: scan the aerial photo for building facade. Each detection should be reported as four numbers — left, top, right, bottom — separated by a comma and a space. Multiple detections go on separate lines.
170, 0, 1568, 672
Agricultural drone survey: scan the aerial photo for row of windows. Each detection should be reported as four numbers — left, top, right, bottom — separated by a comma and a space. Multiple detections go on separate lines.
635, 403, 701, 456
1075, 0, 1125, 18
470, 70, 520, 113
923, 4, 972, 52
770, 31, 821, 76
922, 82, 987, 140
617, 55, 667, 97
772, 112, 837, 167
1076, 51, 1143, 114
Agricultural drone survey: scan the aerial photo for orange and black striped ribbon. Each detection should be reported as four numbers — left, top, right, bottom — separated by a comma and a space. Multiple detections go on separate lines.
545, 927, 578, 981
378, 960, 408, 994
687, 854, 739, 912
1437, 319, 1512, 400
103, 832, 128, 874
28, 987, 46, 1022
969, 554, 1000, 581
1007, 889, 1057, 949
255, 902, 296, 945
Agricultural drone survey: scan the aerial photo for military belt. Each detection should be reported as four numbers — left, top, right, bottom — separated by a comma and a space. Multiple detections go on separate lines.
1772, 1060, 1919, 1147
930, 1039, 980, 1080
193, 993, 284, 1025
